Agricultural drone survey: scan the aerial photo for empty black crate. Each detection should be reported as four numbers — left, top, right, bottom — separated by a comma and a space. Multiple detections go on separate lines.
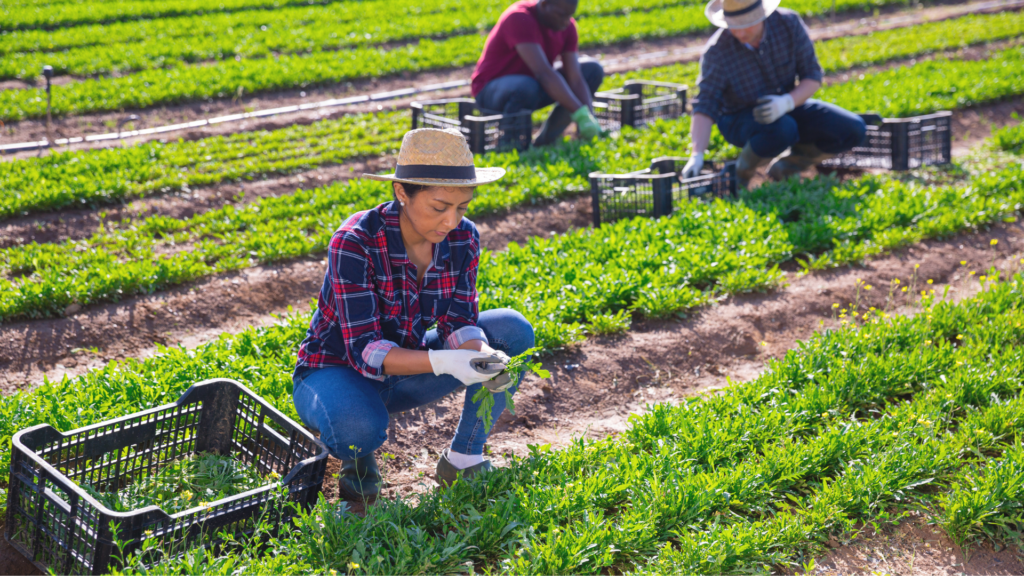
589, 157, 737, 226
6, 379, 328, 575
821, 111, 952, 171
593, 80, 687, 132
410, 98, 532, 154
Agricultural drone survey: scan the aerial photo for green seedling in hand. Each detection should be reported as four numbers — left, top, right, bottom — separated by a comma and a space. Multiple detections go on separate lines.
471, 347, 550, 433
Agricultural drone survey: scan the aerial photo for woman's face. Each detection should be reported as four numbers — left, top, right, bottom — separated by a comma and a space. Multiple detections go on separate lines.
394, 183, 475, 244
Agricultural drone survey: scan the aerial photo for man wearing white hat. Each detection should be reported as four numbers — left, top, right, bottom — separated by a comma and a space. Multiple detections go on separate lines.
681, 0, 867, 188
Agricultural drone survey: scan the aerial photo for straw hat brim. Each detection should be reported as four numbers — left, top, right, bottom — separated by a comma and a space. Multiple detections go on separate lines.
362, 167, 506, 188
705, 0, 781, 28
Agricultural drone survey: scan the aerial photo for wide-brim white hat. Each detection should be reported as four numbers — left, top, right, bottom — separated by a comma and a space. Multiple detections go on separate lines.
363, 128, 506, 187
705, 0, 781, 29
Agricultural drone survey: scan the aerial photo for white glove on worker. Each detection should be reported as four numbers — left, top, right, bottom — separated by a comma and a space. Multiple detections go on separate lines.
428, 349, 509, 386
681, 152, 704, 179
754, 94, 795, 125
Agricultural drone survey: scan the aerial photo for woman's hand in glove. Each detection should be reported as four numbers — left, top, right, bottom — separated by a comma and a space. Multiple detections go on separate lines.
681, 152, 704, 179
428, 349, 509, 386
572, 106, 603, 140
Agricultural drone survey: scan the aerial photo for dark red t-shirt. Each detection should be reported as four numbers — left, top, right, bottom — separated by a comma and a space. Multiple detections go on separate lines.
470, 0, 579, 96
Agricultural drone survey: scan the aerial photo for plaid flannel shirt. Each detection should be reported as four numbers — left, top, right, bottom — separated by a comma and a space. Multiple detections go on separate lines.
295, 201, 487, 381
691, 9, 823, 122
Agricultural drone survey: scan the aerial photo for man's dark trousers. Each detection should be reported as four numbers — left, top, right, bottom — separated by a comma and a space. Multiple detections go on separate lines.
717, 98, 867, 158
475, 58, 604, 146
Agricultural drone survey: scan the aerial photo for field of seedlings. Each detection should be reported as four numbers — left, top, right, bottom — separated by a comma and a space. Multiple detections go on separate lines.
2, 0, 1024, 573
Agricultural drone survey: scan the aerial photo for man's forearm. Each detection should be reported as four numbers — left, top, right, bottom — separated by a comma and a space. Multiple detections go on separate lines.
538, 69, 584, 112
789, 79, 820, 107
567, 73, 592, 108
690, 113, 714, 155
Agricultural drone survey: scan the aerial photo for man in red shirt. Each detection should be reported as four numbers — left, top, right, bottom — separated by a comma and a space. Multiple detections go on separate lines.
471, 0, 604, 146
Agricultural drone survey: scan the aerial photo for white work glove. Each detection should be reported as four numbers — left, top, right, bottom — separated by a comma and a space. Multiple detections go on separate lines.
681, 152, 704, 179
754, 94, 795, 125
428, 349, 509, 386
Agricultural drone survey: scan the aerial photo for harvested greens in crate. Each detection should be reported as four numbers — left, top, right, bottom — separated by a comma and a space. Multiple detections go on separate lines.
593, 80, 687, 132
589, 157, 737, 226
821, 111, 952, 170
5, 379, 328, 575
410, 98, 532, 153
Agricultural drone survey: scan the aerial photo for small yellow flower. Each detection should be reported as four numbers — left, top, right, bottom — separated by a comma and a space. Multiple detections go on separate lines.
199, 501, 211, 508
330, 570, 338, 576
832, 303, 840, 309
864, 285, 873, 291
956, 334, 963, 340
915, 263, 921, 269
181, 491, 194, 501
144, 529, 154, 537
893, 278, 901, 284
927, 279, 933, 285
761, 341, 768, 346
821, 412, 829, 418
960, 261, 967, 266
991, 239, 999, 246
902, 287, 909, 292
925, 340, 932, 345
969, 271, 976, 276
348, 563, 360, 571
980, 275, 987, 282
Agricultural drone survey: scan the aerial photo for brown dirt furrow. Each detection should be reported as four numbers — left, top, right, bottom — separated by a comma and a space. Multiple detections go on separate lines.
0, 0, 1014, 156
807, 515, 1024, 575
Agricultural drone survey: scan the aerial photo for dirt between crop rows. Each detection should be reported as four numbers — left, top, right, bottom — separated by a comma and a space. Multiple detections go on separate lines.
0, 0, 1014, 157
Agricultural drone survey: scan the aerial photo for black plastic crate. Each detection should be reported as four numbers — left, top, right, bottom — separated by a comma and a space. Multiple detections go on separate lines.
593, 80, 687, 132
6, 379, 328, 575
589, 157, 736, 226
821, 111, 952, 171
410, 98, 532, 154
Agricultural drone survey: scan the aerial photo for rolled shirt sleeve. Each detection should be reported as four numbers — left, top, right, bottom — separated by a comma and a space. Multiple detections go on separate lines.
792, 14, 823, 83
437, 227, 488, 350
331, 232, 397, 381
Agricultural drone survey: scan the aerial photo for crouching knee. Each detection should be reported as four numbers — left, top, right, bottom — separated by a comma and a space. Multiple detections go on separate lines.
479, 308, 535, 357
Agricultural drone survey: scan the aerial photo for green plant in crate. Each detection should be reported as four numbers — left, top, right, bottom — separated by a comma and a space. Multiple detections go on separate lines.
472, 347, 550, 433
79, 452, 276, 514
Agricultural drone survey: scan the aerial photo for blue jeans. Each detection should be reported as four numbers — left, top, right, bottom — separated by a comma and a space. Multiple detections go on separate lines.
292, 308, 535, 460
717, 98, 867, 158
475, 58, 605, 146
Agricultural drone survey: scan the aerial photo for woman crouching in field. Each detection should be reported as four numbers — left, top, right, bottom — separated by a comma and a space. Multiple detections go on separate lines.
291, 128, 534, 502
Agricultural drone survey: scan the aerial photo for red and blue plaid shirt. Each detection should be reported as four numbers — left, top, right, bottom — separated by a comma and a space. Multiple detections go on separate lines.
295, 201, 487, 380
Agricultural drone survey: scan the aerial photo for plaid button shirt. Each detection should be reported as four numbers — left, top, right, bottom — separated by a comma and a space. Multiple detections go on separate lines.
691, 9, 823, 122
295, 201, 487, 381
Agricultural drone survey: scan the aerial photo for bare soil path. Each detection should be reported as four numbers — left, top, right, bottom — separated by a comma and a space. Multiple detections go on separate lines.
0, 0, 1017, 156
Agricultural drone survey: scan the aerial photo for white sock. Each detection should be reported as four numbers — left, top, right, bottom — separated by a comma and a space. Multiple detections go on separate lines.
447, 449, 485, 469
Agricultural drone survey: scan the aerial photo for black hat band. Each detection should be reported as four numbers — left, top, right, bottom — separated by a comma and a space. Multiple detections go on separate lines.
723, 0, 762, 16
394, 164, 477, 180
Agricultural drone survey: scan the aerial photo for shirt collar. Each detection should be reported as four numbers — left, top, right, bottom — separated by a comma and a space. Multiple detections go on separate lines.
382, 201, 452, 269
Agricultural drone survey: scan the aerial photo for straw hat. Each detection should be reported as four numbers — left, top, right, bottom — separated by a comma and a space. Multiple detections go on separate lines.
705, 0, 781, 29
363, 128, 506, 187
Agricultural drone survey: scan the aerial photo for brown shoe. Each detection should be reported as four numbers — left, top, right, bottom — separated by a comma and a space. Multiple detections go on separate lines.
767, 143, 835, 182
435, 449, 492, 487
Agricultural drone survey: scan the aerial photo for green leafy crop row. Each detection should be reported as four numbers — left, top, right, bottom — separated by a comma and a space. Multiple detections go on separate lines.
0, 0, 693, 80
0, 0, 933, 121
4, 52, 1024, 324
0, 0, 690, 55
0, 111, 405, 218
39, 271, 1024, 574
993, 118, 1024, 154
3, 14, 1019, 221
